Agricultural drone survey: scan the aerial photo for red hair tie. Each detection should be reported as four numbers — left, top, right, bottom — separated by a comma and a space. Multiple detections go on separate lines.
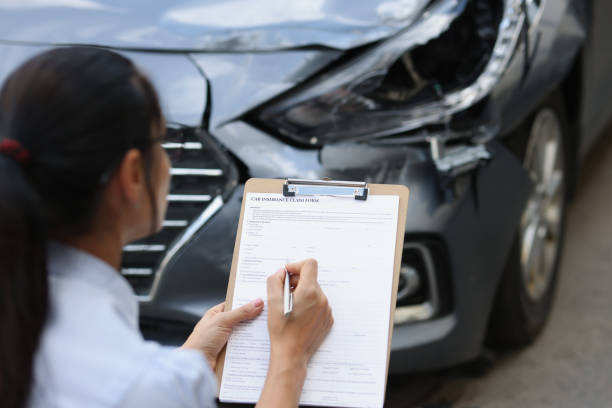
0, 138, 31, 166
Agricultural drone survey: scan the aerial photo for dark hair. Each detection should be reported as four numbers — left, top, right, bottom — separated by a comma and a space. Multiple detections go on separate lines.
0, 47, 163, 408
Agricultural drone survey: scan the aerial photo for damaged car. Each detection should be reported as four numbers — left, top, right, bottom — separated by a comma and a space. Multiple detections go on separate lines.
0, 0, 607, 372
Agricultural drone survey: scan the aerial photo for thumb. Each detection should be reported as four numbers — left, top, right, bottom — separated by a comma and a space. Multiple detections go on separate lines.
219, 298, 263, 327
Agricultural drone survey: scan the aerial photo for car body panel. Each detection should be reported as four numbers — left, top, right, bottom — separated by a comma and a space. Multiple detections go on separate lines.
214, 121, 323, 179
0, 43, 207, 126
190, 51, 340, 130
0, 0, 430, 51
492, 0, 586, 137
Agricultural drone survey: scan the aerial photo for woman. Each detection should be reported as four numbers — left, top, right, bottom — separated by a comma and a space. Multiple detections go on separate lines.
0, 47, 333, 408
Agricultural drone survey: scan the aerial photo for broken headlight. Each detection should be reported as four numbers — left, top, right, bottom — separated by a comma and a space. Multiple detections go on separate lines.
258, 0, 525, 146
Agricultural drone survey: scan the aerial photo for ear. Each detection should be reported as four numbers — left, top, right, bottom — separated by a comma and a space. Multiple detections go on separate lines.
113, 148, 146, 206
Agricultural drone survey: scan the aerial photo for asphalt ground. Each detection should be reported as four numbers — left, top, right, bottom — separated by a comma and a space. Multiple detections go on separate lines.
385, 130, 612, 408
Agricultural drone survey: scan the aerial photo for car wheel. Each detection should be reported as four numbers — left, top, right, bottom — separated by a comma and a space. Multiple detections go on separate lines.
488, 94, 569, 348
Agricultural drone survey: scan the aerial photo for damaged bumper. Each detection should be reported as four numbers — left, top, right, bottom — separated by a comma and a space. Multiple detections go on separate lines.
141, 119, 531, 370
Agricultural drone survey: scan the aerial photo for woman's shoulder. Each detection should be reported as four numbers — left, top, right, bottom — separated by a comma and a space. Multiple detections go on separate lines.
30, 286, 216, 407
29, 244, 217, 407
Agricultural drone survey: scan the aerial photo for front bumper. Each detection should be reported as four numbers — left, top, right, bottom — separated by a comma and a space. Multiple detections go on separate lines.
389, 139, 531, 372
141, 120, 531, 373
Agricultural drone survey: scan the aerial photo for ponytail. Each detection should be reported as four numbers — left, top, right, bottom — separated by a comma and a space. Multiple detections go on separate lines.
0, 154, 49, 408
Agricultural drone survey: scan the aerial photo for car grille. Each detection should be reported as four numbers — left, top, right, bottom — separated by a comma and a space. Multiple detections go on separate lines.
121, 125, 238, 299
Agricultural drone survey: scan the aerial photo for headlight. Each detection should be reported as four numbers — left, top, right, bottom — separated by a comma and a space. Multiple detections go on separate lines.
257, 0, 526, 146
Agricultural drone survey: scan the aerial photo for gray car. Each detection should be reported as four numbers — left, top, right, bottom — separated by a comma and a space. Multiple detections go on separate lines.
0, 0, 608, 373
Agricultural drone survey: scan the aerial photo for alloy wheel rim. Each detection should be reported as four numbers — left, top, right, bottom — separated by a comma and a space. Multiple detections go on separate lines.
519, 108, 565, 302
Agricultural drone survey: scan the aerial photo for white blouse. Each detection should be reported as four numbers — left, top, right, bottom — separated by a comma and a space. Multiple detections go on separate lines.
29, 242, 217, 407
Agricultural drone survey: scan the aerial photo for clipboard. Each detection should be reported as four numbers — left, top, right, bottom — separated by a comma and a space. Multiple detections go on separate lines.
216, 177, 409, 404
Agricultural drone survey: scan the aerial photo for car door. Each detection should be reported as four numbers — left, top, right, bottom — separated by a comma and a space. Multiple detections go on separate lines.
580, 0, 612, 157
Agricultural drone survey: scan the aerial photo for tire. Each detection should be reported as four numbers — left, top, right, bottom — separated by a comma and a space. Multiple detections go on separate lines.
487, 92, 570, 348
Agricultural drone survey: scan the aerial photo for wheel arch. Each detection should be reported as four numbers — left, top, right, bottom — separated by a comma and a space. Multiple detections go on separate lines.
486, 89, 571, 348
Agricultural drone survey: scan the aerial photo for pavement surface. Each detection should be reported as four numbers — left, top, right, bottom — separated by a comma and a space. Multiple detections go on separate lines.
385, 131, 612, 407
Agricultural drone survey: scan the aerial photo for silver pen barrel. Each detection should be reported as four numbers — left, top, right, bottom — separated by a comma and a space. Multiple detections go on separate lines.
283, 265, 292, 316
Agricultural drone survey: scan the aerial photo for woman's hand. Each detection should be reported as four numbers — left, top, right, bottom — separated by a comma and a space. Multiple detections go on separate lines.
181, 299, 264, 370
267, 259, 333, 366
257, 258, 333, 408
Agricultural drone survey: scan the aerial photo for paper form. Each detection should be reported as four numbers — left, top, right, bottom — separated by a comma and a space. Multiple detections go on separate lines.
219, 193, 399, 408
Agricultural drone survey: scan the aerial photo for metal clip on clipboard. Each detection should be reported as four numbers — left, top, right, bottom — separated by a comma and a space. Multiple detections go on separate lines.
282, 178, 368, 201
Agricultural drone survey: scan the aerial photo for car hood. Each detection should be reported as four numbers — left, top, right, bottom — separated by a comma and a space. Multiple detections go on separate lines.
0, 0, 430, 51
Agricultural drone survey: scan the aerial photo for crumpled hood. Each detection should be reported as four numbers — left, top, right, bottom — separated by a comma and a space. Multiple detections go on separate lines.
0, 0, 430, 51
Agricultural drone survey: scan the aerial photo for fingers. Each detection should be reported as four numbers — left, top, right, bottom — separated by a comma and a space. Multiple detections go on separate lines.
218, 298, 263, 327
285, 258, 319, 288
266, 268, 285, 314
284, 259, 309, 276
289, 274, 299, 289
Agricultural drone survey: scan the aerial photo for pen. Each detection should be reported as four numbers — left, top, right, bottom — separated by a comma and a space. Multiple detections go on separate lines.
283, 265, 293, 317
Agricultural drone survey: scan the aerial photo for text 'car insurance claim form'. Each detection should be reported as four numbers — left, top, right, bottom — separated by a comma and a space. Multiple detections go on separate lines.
219, 192, 399, 408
